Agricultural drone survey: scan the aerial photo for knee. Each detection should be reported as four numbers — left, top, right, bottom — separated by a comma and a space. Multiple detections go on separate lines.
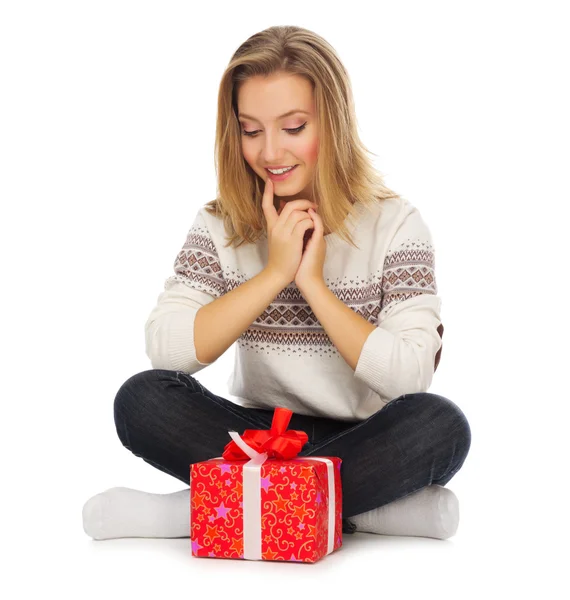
404, 392, 472, 460
114, 370, 154, 412
113, 369, 162, 449
426, 393, 471, 460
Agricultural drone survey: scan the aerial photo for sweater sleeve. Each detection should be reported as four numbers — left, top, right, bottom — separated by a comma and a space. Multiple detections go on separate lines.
353, 205, 444, 403
144, 208, 227, 374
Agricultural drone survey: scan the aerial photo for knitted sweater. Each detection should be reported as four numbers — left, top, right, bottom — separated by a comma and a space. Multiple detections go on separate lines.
144, 196, 444, 422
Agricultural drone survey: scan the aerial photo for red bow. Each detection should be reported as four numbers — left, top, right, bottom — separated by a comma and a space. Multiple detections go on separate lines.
222, 407, 309, 461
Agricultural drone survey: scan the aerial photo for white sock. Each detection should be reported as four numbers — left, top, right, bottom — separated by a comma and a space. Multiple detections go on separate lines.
349, 484, 460, 540
82, 486, 190, 540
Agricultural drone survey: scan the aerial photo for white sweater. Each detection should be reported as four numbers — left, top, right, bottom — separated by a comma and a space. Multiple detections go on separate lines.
144, 196, 444, 422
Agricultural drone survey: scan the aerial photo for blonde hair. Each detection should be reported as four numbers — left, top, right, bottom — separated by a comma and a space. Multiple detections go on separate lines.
204, 25, 402, 250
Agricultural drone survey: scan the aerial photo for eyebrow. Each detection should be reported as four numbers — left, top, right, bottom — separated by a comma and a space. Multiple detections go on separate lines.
237, 109, 310, 122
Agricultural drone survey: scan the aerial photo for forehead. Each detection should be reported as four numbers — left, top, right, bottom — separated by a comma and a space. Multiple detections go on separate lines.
237, 73, 314, 121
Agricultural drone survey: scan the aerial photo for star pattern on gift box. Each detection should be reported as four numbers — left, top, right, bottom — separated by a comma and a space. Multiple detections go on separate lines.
190, 457, 343, 563
293, 503, 309, 520
298, 467, 314, 484
230, 537, 243, 555
192, 492, 206, 509
204, 524, 219, 544
273, 493, 289, 514
214, 502, 230, 520
263, 547, 279, 561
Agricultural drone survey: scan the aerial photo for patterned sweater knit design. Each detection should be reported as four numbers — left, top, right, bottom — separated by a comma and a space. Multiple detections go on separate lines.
144, 196, 444, 422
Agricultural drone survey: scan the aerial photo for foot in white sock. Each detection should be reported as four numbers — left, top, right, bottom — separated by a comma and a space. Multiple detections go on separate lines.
82, 487, 191, 540
348, 484, 459, 540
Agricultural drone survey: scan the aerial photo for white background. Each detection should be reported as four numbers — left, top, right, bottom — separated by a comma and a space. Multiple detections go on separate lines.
2, 1, 568, 597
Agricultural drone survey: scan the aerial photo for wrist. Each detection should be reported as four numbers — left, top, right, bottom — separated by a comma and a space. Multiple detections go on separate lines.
297, 277, 327, 296
262, 268, 290, 291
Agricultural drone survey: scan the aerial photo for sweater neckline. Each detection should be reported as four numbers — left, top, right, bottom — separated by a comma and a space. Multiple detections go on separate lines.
324, 203, 364, 245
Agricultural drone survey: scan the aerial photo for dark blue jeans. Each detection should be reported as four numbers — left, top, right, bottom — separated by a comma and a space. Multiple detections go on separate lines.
113, 369, 471, 535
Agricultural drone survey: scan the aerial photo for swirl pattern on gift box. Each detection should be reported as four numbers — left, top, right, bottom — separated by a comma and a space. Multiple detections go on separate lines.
190, 458, 342, 561
189, 407, 343, 563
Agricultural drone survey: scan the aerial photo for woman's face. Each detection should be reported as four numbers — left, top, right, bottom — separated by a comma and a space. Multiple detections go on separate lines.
237, 72, 320, 210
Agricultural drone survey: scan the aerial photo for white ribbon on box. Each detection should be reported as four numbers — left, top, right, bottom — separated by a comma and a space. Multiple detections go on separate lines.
194, 431, 335, 561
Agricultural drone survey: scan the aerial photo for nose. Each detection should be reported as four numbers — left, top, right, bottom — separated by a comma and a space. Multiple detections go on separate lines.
261, 130, 288, 163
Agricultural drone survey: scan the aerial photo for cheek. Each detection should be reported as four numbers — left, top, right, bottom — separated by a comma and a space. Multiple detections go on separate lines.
305, 137, 319, 164
241, 147, 256, 170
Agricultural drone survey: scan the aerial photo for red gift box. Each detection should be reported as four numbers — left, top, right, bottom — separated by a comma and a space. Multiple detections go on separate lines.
190, 407, 343, 563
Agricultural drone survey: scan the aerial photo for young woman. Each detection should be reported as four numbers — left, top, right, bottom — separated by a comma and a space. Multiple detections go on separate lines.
83, 25, 471, 543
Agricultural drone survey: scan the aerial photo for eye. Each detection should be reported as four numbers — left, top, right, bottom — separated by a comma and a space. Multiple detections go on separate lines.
241, 122, 307, 137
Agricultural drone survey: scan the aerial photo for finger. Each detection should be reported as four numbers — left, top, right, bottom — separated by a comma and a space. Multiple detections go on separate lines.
277, 198, 286, 216
310, 209, 322, 234
261, 177, 276, 227
302, 227, 312, 251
